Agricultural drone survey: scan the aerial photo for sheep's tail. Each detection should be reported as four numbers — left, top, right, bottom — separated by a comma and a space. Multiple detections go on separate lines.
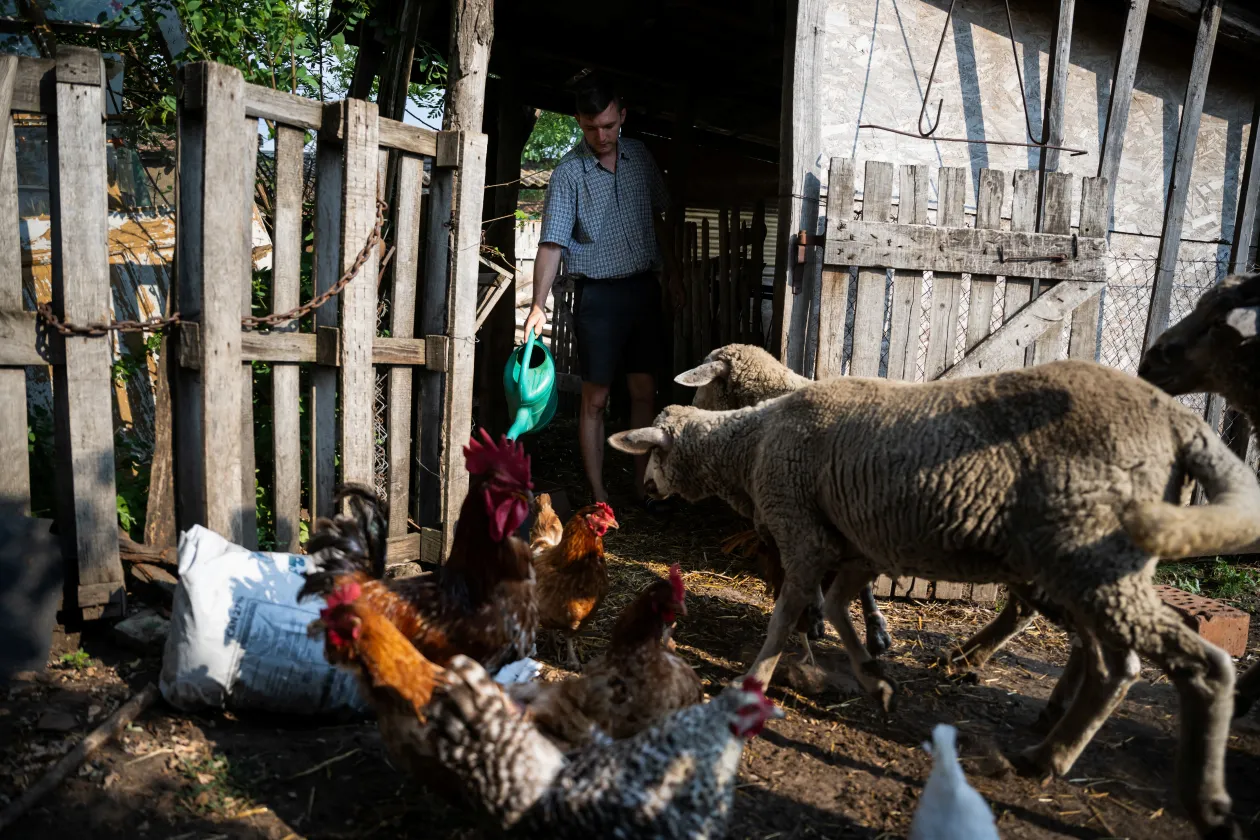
1121, 431, 1260, 560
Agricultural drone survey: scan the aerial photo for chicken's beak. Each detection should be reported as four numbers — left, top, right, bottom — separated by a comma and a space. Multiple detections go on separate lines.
608, 517, 620, 530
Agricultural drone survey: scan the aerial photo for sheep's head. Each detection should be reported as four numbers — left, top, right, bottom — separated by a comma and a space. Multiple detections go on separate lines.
1139, 272, 1260, 404
607, 406, 708, 501
675, 350, 735, 410
675, 344, 794, 410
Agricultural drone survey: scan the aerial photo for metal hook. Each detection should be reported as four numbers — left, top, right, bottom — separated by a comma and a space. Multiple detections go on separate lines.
916, 0, 958, 137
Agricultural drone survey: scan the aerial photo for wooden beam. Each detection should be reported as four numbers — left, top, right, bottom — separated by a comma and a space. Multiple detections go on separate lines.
940, 280, 1105, 380
270, 124, 303, 553
0, 55, 27, 512
823, 221, 1106, 281
1230, 93, 1260, 273
1144, 0, 1223, 350
1097, 0, 1150, 233
771, 0, 824, 373
1036, 0, 1075, 233
377, 0, 422, 121
443, 0, 493, 136
179, 324, 431, 368
814, 158, 853, 380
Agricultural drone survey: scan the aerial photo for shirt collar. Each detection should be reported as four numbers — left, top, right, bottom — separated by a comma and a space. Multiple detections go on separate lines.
578, 137, 630, 173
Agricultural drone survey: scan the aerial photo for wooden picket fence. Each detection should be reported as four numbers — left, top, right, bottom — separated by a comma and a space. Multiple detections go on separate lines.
0, 49, 486, 618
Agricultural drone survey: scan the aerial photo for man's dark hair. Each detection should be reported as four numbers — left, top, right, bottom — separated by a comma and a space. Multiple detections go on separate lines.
574, 72, 622, 118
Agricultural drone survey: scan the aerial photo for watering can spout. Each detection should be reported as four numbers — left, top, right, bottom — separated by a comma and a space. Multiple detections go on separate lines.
502, 327, 557, 441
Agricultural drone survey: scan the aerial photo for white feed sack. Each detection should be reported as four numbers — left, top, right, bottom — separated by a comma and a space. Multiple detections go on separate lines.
159, 525, 367, 716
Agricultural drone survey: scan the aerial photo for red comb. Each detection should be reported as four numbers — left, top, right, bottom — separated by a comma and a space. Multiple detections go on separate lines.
741, 675, 764, 694
463, 428, 533, 489
594, 502, 616, 520
326, 579, 362, 608
668, 563, 685, 603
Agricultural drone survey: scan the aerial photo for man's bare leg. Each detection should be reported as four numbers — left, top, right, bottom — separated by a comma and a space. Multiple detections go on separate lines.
580, 382, 612, 503
626, 373, 656, 499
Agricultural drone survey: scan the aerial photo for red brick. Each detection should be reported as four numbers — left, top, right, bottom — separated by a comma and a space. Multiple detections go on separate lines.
1155, 585, 1250, 657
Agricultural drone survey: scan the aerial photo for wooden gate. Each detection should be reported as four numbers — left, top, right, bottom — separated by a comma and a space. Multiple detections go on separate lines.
815, 158, 1108, 601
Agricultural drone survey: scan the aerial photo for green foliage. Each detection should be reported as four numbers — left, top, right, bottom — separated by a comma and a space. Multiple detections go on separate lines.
59, 649, 92, 670
522, 111, 580, 164
1156, 558, 1260, 609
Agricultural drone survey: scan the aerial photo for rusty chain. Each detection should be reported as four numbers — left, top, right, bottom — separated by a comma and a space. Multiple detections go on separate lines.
36, 198, 388, 337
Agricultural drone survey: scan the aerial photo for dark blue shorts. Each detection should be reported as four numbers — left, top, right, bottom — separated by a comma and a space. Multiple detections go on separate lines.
574, 271, 665, 387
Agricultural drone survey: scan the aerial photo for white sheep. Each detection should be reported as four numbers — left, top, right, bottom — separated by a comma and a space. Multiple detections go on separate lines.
676, 344, 892, 662
610, 358, 1260, 838
1140, 270, 1260, 717
677, 343, 1034, 675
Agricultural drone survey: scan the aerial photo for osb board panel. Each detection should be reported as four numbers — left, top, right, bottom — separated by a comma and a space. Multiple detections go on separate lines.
820, 0, 1255, 244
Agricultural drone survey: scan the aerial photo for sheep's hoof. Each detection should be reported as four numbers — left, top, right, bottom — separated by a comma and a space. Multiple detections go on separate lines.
1010, 745, 1057, 782
935, 646, 986, 676
858, 660, 896, 715
864, 616, 893, 658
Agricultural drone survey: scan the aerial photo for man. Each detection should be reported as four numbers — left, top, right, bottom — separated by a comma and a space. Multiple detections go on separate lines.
523, 73, 683, 510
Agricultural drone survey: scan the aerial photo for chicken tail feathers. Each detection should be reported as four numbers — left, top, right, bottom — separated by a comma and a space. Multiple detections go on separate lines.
298, 483, 389, 601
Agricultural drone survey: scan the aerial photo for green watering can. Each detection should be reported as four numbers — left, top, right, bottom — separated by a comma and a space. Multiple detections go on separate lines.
504, 327, 558, 441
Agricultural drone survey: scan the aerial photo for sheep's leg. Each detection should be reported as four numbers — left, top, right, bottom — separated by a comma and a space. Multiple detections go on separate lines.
1018, 630, 1139, 778
799, 633, 816, 667
858, 583, 892, 658
938, 594, 1038, 674
747, 575, 819, 688
1233, 660, 1260, 719
823, 572, 896, 713
803, 586, 827, 640
1131, 597, 1237, 837
1035, 634, 1090, 733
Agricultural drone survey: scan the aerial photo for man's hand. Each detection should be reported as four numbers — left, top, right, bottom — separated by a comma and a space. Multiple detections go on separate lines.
523, 303, 547, 340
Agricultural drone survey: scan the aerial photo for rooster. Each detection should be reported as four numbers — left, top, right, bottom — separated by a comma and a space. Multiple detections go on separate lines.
509, 563, 703, 747
532, 499, 618, 669
298, 428, 538, 676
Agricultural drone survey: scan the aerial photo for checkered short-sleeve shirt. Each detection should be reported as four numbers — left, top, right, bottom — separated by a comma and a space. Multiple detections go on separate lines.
538, 136, 669, 280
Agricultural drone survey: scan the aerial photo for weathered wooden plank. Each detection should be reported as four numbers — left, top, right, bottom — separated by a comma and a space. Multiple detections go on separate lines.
686, 223, 701, 360
850, 160, 894, 378
49, 48, 124, 614
0, 311, 52, 366
311, 104, 344, 521
718, 208, 731, 347
436, 131, 488, 558
924, 167, 967, 380
872, 575, 893, 598
0, 55, 28, 511
10, 56, 54, 114
772, 0, 824, 371
965, 169, 1006, 353
334, 100, 380, 493
751, 201, 766, 344
385, 532, 422, 566
815, 158, 853, 380
243, 83, 322, 131
700, 217, 712, 354
826, 220, 1105, 282
378, 117, 438, 157
1145, 0, 1223, 350
1230, 95, 1260, 273
1097, 0, 1150, 231
1068, 176, 1108, 362
940, 280, 1104, 380
387, 153, 423, 536
271, 124, 303, 552
1036, 0, 1075, 230
731, 214, 743, 344
1001, 170, 1039, 359
238, 116, 260, 550
1031, 171, 1074, 364
887, 164, 928, 381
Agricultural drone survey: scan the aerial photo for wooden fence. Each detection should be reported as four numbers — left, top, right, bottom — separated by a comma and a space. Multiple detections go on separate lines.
0, 49, 486, 619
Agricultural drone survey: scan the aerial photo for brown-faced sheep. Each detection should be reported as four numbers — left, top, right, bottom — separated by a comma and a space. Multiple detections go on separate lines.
675, 344, 892, 661
611, 359, 1260, 839
677, 343, 1032, 674
1140, 270, 1260, 717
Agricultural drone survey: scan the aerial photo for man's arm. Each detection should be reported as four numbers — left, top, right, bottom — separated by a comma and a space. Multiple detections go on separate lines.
525, 167, 575, 339
524, 243, 563, 339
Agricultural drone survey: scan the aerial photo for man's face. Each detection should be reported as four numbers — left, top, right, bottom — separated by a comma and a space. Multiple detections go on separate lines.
577, 100, 625, 156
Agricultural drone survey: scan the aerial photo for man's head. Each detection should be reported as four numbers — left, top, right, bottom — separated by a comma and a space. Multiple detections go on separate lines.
574, 72, 625, 157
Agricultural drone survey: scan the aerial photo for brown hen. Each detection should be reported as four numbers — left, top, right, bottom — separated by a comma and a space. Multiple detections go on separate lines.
533, 501, 617, 669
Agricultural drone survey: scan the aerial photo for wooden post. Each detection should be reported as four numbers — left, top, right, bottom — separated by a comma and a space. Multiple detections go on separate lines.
443, 0, 494, 136
751, 200, 766, 345
965, 169, 1006, 354
700, 217, 711, 355
238, 119, 259, 550
270, 125, 304, 552
48, 48, 122, 617
310, 104, 343, 521
1068, 177, 1108, 362
1230, 94, 1260, 273
850, 161, 894, 378
730, 210, 743, 345
924, 167, 966, 379
1144, 0, 1223, 350
173, 61, 248, 547
377, 0, 422, 121
1036, 0, 1075, 233
1097, 0, 1150, 232
1031, 171, 1074, 364
0, 55, 27, 512
771, 0, 824, 372
814, 158, 853, 379
718, 208, 730, 346
687, 221, 701, 361
887, 164, 928, 381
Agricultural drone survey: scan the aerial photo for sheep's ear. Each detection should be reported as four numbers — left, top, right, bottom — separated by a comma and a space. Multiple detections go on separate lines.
674, 359, 730, 388
608, 427, 673, 454
1225, 305, 1260, 340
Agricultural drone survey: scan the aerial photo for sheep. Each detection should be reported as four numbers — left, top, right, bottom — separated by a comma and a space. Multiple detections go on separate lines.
676, 344, 893, 662
610, 358, 1260, 839
676, 343, 1033, 675
1140, 270, 1260, 717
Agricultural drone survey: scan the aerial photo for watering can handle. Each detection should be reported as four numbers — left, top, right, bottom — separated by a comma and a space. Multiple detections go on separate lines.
520, 327, 537, 401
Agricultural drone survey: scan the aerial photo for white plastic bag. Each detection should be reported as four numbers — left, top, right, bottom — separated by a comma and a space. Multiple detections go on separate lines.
159, 525, 367, 716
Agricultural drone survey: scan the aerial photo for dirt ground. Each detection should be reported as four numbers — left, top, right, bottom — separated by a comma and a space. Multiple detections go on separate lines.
4, 417, 1260, 840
